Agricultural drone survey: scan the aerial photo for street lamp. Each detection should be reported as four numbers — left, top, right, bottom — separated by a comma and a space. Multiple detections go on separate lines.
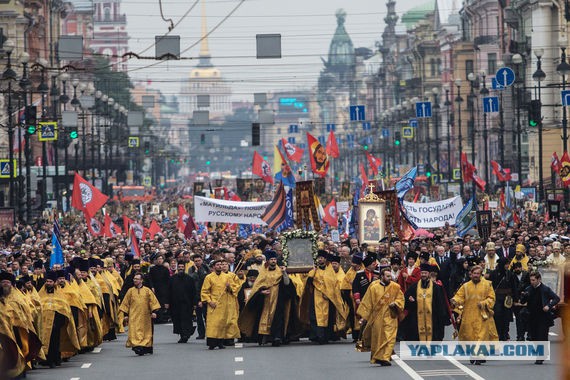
2, 40, 17, 211
533, 48, 546, 201
468, 72, 477, 196
455, 79, 464, 199
479, 70, 489, 188
512, 53, 524, 188
432, 86, 441, 187
557, 38, 570, 152
424, 90, 432, 196
18, 52, 31, 222
444, 84, 452, 186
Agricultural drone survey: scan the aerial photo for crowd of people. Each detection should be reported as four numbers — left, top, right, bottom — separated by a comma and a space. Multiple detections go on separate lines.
0, 203, 567, 378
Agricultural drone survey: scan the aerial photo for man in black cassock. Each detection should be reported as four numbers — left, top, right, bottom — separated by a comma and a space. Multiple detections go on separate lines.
148, 255, 171, 323
402, 264, 450, 341
167, 261, 197, 343
238, 269, 259, 312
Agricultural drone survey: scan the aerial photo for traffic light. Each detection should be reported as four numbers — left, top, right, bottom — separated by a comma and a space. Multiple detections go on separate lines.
426, 164, 432, 178
528, 100, 541, 127
200, 133, 205, 145
363, 144, 369, 150
394, 131, 401, 146
252, 123, 260, 146
25, 106, 37, 134
144, 141, 150, 155
68, 127, 78, 140
206, 160, 211, 166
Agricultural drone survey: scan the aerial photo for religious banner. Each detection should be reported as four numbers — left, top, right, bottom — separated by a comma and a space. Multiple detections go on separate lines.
295, 181, 320, 231
341, 182, 351, 198
214, 187, 223, 199
376, 189, 400, 236
214, 179, 223, 188
358, 190, 386, 246
314, 177, 326, 196
476, 210, 492, 241
402, 196, 464, 228
254, 179, 266, 194
0, 208, 15, 229
236, 178, 253, 200
193, 182, 204, 195
194, 196, 270, 224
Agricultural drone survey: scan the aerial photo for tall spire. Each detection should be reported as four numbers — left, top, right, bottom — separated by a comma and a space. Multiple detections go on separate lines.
198, 0, 213, 67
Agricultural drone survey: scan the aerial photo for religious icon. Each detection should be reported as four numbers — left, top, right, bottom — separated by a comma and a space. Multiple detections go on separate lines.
358, 185, 386, 246
300, 190, 310, 207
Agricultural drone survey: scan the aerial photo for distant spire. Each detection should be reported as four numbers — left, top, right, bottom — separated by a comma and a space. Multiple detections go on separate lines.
198, 0, 213, 67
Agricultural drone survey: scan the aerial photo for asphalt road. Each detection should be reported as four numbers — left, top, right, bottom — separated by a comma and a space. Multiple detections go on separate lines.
27, 320, 563, 380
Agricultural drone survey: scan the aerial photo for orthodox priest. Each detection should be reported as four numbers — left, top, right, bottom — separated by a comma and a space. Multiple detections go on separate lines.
119, 273, 161, 356
300, 250, 348, 344
167, 261, 197, 343
238, 251, 300, 346
402, 264, 450, 341
357, 267, 404, 366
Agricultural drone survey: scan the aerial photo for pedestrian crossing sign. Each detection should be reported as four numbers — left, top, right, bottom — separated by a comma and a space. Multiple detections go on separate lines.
402, 126, 414, 139
143, 176, 152, 187
0, 159, 17, 178
38, 121, 58, 141
128, 136, 140, 148
453, 168, 461, 180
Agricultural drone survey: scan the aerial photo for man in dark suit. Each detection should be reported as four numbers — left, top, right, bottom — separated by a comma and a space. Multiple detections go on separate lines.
497, 239, 515, 260
471, 240, 484, 258
511, 262, 530, 341
434, 245, 452, 296
520, 270, 560, 364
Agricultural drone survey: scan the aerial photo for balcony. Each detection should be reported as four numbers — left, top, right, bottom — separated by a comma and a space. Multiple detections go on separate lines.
474, 35, 498, 47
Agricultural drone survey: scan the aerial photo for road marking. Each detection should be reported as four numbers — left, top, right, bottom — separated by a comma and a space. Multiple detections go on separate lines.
165, 323, 173, 326
235, 343, 243, 348
416, 370, 466, 377
445, 357, 486, 380
391, 354, 424, 380
235, 357, 243, 362
549, 332, 558, 336
235, 370, 244, 376
93, 347, 102, 353
70, 378, 81, 380
81, 363, 92, 369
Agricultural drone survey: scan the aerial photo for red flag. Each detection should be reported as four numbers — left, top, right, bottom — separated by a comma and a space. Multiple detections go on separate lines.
177, 205, 189, 232
183, 214, 198, 239
129, 228, 141, 258
359, 162, 369, 189
103, 214, 122, 237
560, 151, 570, 187
325, 130, 339, 158
365, 151, 382, 176
323, 198, 338, 227
123, 215, 134, 234
148, 219, 163, 238
473, 173, 487, 192
223, 187, 241, 201
130, 222, 144, 239
552, 152, 562, 173
281, 138, 304, 163
307, 132, 329, 177
461, 153, 474, 183
252, 151, 273, 184
491, 160, 512, 181
71, 173, 109, 217
84, 212, 103, 237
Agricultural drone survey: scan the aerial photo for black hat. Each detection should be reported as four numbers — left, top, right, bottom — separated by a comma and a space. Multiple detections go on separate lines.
351, 252, 363, 265
33, 260, 44, 270
419, 252, 430, 261
390, 256, 402, 266
419, 263, 432, 272
466, 255, 478, 267
430, 265, 439, 273
125, 253, 134, 262
456, 257, 467, 264
317, 250, 328, 259
45, 270, 58, 281
264, 250, 277, 260
70, 257, 83, 269
328, 254, 341, 263
96, 259, 104, 268
78, 259, 90, 272
363, 253, 377, 267
56, 270, 66, 279
20, 274, 32, 284
406, 253, 418, 261
131, 259, 141, 266
88, 258, 98, 268
246, 269, 259, 278
0, 271, 15, 284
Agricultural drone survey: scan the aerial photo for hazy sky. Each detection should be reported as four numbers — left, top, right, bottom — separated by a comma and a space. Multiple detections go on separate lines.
120, 0, 440, 101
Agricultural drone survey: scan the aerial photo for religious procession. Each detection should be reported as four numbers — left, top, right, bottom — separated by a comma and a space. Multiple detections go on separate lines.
0, 163, 569, 379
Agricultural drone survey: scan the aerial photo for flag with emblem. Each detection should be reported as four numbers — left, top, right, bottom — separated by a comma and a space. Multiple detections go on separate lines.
71, 172, 109, 217
148, 219, 163, 238
177, 205, 189, 232
281, 138, 304, 163
552, 152, 561, 173
84, 212, 103, 237
366, 151, 382, 176
560, 151, 570, 187
103, 214, 122, 237
252, 151, 273, 184
325, 130, 339, 158
307, 132, 329, 177
129, 228, 141, 258
183, 214, 198, 239
323, 198, 338, 227
260, 182, 287, 229
491, 160, 512, 182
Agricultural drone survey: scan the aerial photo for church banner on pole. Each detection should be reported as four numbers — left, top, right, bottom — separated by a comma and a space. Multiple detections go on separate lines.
194, 196, 270, 224
402, 196, 464, 228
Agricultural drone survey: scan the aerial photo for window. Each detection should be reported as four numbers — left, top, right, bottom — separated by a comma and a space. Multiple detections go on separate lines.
430, 58, 436, 77
104, 7, 111, 21
465, 60, 474, 79
488, 53, 497, 75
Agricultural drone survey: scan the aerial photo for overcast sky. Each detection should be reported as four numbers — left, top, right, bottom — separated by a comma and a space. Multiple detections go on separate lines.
120, 0, 449, 102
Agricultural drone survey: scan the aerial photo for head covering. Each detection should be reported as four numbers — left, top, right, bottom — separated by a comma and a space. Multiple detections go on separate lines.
131, 259, 141, 266
70, 257, 83, 269
363, 253, 377, 267
87, 257, 98, 268
419, 263, 432, 272
419, 252, 430, 261
351, 251, 363, 265
316, 250, 329, 259
406, 252, 418, 261
328, 254, 341, 263
0, 272, 15, 284
78, 259, 90, 272
104, 258, 114, 267
264, 250, 277, 260
246, 269, 259, 278
45, 270, 58, 281
390, 256, 402, 266
20, 274, 32, 284
485, 242, 496, 251
317, 241, 325, 250
254, 249, 264, 258
56, 270, 66, 279
33, 260, 44, 270
516, 244, 526, 253
430, 265, 439, 273
553, 241, 562, 250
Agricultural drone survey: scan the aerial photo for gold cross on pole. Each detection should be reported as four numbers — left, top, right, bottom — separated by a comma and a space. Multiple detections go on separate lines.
367, 183, 375, 194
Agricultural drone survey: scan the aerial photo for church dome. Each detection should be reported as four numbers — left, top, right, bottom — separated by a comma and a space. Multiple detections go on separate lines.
327, 9, 355, 70
190, 67, 221, 79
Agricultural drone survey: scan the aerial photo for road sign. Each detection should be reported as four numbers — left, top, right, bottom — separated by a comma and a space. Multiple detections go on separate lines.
128, 136, 140, 148
381, 128, 389, 138
491, 77, 505, 91
38, 121, 57, 141
362, 122, 371, 131
415, 102, 432, 118
561, 90, 570, 106
349, 105, 365, 121
143, 176, 152, 187
0, 159, 17, 178
326, 123, 335, 132
402, 126, 414, 138
495, 67, 515, 87
483, 96, 499, 113
409, 118, 418, 128
453, 168, 461, 180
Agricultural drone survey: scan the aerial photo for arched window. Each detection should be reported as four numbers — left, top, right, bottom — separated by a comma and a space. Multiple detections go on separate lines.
104, 7, 111, 21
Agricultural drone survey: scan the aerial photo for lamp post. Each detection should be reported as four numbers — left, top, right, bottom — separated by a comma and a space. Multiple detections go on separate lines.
424, 90, 432, 196
432, 87, 441, 188
70, 78, 80, 172
58, 72, 70, 209
479, 70, 489, 188
468, 72, 477, 196
455, 79, 464, 199
50, 70, 60, 211
78, 81, 88, 177
533, 48, 546, 202
512, 53, 524, 188
2, 40, 17, 210
95, 89, 102, 187
19, 52, 31, 222
444, 86, 452, 184
557, 39, 570, 206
